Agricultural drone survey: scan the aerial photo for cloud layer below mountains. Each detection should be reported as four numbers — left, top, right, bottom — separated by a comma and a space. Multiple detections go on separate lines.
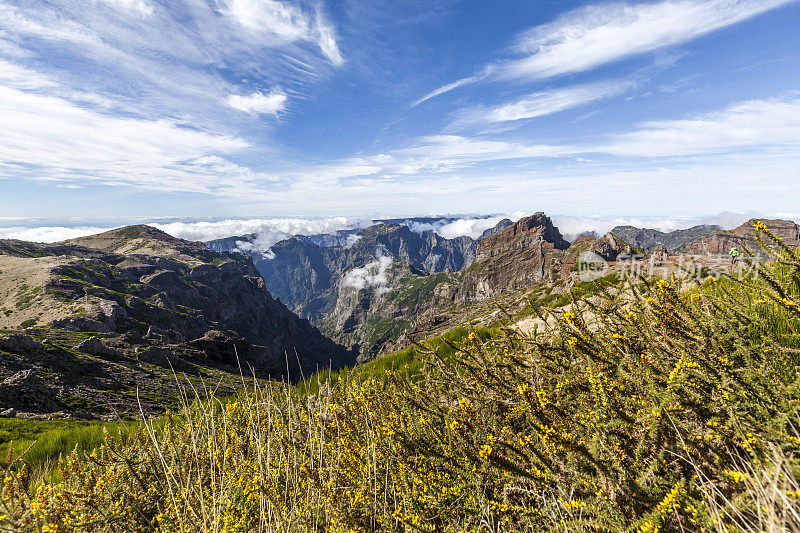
1, 212, 797, 247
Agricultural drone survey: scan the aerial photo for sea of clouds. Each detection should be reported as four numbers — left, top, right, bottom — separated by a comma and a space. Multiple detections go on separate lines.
1, 212, 797, 249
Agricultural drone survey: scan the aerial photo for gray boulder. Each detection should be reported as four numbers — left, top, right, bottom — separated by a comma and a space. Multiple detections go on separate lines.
78, 336, 125, 358
0, 369, 60, 411
89, 299, 127, 329
136, 346, 177, 366
50, 317, 112, 333
0, 333, 42, 353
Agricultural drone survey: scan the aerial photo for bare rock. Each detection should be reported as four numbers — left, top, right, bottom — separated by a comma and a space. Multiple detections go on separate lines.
140, 270, 185, 296
126, 295, 146, 308
188, 263, 217, 281
0, 408, 17, 418
684, 219, 800, 255
50, 317, 112, 333
145, 325, 184, 343
590, 233, 634, 262
0, 333, 42, 353
87, 299, 127, 330
44, 277, 85, 300
78, 336, 124, 358
0, 369, 60, 411
136, 346, 176, 366
477, 213, 570, 261
184, 330, 249, 365
122, 330, 145, 344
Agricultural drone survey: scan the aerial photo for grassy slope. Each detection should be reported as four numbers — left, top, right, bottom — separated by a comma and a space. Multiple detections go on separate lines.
0, 419, 141, 483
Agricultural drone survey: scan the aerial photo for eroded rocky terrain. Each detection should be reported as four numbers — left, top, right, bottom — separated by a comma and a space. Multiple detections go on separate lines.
0, 226, 353, 418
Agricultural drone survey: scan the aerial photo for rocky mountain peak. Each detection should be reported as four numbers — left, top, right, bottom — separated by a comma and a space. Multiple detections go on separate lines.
478, 218, 513, 241
62, 225, 218, 265
684, 218, 799, 255
477, 212, 569, 261
733, 218, 799, 242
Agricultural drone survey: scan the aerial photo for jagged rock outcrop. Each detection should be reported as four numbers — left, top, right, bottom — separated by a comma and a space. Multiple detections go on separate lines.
459, 213, 570, 300
476, 213, 570, 262
136, 346, 178, 367
683, 219, 800, 255
590, 233, 636, 261
0, 370, 60, 411
0, 334, 42, 353
78, 337, 125, 359
478, 219, 513, 241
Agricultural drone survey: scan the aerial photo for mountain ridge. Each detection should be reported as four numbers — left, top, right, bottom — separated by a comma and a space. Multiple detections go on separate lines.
0, 226, 354, 417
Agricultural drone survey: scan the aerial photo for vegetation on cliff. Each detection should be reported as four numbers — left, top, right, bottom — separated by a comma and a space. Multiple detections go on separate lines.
2, 223, 800, 532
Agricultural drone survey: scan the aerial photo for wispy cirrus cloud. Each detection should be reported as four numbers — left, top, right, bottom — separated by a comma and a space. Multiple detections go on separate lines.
97, 0, 154, 17
226, 90, 288, 115
0, 65, 276, 196
0, 0, 347, 201
417, 0, 794, 102
450, 79, 636, 128
598, 96, 800, 157
0, 0, 343, 127
223, 0, 344, 65
411, 74, 485, 107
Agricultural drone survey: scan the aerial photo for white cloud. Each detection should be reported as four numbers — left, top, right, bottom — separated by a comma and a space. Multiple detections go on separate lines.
419, 0, 792, 101
598, 96, 800, 156
280, 135, 566, 187
222, 0, 343, 65
502, 0, 792, 81
404, 215, 525, 240
0, 216, 372, 244
344, 234, 363, 247
226, 90, 288, 115
411, 75, 484, 107
96, 0, 153, 17
452, 79, 635, 127
153, 216, 370, 243
0, 58, 58, 90
0, 225, 113, 242
0, 0, 341, 139
0, 78, 286, 196
342, 254, 393, 295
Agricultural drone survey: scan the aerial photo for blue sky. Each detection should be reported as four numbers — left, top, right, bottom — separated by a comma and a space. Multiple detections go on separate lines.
1, 0, 799, 220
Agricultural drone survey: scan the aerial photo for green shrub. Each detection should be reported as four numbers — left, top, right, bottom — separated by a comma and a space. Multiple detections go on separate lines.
19, 318, 37, 328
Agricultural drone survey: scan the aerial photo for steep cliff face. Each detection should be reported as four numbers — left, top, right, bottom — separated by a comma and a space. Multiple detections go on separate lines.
476, 213, 570, 262
208, 222, 481, 321
683, 219, 800, 255
458, 213, 570, 301
316, 262, 457, 362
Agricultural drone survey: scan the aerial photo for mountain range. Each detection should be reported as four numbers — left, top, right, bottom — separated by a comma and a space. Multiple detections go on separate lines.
3, 214, 798, 418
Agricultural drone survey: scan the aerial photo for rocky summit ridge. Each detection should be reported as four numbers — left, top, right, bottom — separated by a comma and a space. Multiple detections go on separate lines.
683, 218, 800, 255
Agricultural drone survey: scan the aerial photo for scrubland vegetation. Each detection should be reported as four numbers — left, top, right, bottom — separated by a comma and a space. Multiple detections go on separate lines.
2, 223, 800, 532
